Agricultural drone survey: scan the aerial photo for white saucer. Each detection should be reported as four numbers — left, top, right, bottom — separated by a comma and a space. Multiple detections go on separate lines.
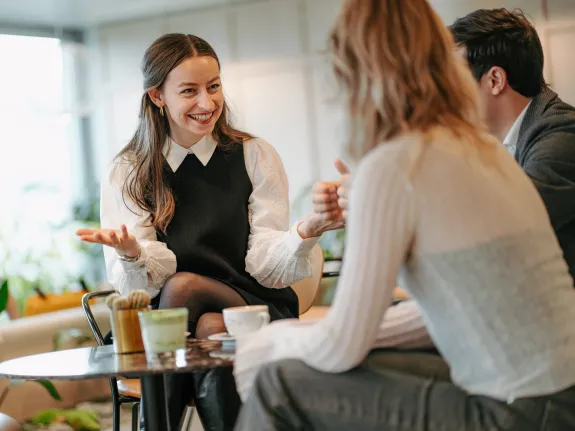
207, 332, 236, 344
209, 351, 235, 360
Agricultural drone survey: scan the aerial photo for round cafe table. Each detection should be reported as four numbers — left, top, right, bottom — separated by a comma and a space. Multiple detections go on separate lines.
0, 339, 234, 431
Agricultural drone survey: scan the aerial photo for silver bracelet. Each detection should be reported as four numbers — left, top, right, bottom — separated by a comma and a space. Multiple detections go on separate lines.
117, 246, 142, 263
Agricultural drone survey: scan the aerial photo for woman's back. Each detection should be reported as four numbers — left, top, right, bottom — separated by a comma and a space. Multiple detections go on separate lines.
393, 127, 575, 400
234, 1, 575, 428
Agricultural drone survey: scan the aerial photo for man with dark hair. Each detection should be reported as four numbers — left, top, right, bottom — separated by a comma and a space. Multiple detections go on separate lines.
450, 8, 575, 279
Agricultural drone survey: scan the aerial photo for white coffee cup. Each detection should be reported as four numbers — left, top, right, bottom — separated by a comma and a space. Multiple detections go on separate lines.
222, 305, 270, 336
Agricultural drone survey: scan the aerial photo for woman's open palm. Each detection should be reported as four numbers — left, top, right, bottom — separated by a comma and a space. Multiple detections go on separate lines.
76, 224, 140, 257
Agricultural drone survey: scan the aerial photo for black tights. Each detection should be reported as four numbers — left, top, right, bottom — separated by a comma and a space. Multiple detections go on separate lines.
158, 272, 247, 339
157, 272, 246, 431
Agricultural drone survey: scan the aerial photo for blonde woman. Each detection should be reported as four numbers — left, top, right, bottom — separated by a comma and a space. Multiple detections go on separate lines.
232, 0, 575, 429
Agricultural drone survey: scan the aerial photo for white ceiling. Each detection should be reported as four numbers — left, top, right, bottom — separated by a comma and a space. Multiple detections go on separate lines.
0, 0, 252, 28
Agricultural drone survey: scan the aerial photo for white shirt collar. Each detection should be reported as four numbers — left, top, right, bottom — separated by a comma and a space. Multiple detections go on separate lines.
502, 101, 531, 151
162, 134, 217, 171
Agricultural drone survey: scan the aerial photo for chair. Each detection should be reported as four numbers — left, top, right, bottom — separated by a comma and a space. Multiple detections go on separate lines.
292, 244, 326, 315
81, 290, 141, 431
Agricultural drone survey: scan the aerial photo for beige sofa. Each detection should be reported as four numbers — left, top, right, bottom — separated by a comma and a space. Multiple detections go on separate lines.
0, 304, 112, 422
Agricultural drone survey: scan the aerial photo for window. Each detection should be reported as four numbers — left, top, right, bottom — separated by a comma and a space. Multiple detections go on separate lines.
0, 33, 98, 314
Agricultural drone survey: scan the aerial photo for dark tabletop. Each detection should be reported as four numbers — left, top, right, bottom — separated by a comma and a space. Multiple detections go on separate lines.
0, 339, 234, 380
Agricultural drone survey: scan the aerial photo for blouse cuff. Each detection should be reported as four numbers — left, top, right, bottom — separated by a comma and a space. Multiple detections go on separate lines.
117, 246, 148, 272
284, 222, 320, 256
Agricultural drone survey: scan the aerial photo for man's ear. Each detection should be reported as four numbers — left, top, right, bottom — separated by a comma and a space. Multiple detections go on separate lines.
485, 66, 508, 96
147, 87, 163, 108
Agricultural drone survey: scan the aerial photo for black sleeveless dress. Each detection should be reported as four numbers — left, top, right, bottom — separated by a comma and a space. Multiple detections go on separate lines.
152, 143, 299, 320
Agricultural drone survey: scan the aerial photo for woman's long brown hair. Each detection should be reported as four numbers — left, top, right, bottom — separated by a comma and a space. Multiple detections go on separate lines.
117, 33, 252, 233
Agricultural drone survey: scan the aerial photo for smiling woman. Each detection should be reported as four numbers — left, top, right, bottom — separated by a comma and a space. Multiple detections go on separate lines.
110, 34, 254, 235
75, 33, 343, 429
152, 56, 223, 129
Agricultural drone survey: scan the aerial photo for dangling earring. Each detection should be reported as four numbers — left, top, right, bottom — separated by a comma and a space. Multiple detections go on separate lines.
159, 106, 165, 117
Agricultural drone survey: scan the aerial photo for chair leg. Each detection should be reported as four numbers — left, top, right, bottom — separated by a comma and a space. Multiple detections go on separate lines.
131, 402, 140, 431
109, 378, 122, 431
112, 400, 121, 431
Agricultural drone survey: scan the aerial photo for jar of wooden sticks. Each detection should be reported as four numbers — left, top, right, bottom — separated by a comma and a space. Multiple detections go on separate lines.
107, 290, 151, 354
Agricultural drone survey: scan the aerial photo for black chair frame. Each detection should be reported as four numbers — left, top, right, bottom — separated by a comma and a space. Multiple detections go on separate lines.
82, 290, 140, 431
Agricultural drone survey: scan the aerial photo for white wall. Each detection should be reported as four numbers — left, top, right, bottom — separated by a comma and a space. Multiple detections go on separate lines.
88, 0, 346, 208
542, 3, 575, 105
87, 0, 575, 207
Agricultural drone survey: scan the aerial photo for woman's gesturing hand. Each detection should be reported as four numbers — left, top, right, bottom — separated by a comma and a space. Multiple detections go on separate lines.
311, 158, 350, 224
297, 159, 351, 239
76, 224, 140, 258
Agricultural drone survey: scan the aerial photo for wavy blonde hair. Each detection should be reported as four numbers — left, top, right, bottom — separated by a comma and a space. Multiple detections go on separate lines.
329, 0, 497, 161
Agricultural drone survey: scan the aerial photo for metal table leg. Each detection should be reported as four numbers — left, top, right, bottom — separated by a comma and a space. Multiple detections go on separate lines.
140, 374, 170, 431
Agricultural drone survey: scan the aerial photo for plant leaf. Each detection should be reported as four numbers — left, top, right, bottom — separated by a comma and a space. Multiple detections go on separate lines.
34, 380, 62, 401
8, 379, 62, 401
0, 280, 8, 313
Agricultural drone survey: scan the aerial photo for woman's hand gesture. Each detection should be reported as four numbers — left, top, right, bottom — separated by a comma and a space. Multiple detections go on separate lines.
297, 159, 351, 239
312, 158, 350, 224
76, 224, 140, 258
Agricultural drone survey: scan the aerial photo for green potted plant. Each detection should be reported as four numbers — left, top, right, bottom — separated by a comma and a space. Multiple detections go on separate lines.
0, 184, 104, 316
0, 280, 62, 431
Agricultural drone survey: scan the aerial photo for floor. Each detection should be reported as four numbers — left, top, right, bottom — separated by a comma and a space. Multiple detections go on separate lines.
24, 400, 204, 431
100, 402, 204, 431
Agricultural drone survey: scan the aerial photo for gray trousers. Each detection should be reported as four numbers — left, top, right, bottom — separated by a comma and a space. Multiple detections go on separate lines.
235, 350, 575, 430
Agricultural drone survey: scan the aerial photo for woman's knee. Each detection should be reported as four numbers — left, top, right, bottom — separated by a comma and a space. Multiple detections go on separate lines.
164, 272, 202, 291
160, 272, 205, 308
196, 312, 227, 338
